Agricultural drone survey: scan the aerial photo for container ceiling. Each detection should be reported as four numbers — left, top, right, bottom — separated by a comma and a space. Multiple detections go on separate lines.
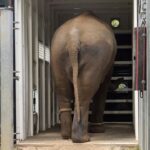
47, 0, 132, 32
47, 0, 132, 20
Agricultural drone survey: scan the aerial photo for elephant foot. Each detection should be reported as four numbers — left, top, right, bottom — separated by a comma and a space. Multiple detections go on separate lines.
61, 124, 72, 139
72, 134, 90, 143
88, 122, 105, 133
60, 111, 72, 140
72, 105, 90, 143
61, 127, 71, 139
62, 134, 71, 139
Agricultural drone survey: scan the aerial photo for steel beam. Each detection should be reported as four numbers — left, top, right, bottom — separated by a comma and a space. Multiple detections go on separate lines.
0, 8, 14, 150
146, 0, 150, 149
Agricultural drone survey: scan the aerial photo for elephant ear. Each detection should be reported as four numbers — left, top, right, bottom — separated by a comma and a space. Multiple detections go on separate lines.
109, 77, 124, 91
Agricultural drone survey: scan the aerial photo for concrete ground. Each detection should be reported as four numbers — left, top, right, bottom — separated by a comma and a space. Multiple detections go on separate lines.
16, 124, 138, 150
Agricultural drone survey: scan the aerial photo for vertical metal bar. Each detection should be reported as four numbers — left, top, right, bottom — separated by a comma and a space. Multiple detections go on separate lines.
144, 91, 147, 150
14, 0, 26, 140
138, 93, 142, 147
38, 0, 46, 132
28, 0, 33, 136
48, 55, 51, 128
0, 8, 14, 150
47, 41, 51, 128
51, 6, 55, 127
45, 2, 52, 128
52, 80, 55, 126
24, 0, 30, 138
35, 0, 40, 133
42, 44, 46, 130
40, 0, 46, 130
39, 12, 46, 131
134, 91, 139, 140
45, 4, 51, 129
139, 93, 145, 150
40, 1, 46, 131
146, 0, 150, 149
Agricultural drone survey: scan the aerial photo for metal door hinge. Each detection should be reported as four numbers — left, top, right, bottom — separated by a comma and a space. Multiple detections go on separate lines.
14, 132, 21, 142
13, 70, 20, 80
13, 21, 20, 30
140, 90, 144, 98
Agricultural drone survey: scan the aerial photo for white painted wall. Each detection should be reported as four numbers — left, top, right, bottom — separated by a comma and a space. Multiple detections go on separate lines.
15, 0, 27, 140
15, 0, 51, 140
15, 0, 37, 140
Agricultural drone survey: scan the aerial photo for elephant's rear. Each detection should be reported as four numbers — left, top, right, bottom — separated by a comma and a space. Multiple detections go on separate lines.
51, 12, 117, 142
51, 11, 117, 121
51, 12, 117, 85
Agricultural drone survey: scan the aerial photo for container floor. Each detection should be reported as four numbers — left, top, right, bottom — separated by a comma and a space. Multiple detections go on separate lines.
17, 124, 138, 150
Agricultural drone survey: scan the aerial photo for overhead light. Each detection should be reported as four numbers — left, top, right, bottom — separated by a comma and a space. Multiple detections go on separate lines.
111, 18, 120, 28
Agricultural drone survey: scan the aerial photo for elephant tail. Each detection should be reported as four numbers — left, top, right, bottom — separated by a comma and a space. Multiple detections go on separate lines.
66, 29, 80, 122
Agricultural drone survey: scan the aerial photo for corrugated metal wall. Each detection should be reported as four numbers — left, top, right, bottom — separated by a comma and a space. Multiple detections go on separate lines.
14, 0, 51, 140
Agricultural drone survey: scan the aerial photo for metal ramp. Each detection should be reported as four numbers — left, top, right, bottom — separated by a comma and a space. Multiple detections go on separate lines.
16, 124, 138, 150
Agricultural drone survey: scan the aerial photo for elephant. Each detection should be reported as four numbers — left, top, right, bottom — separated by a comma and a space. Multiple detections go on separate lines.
51, 11, 117, 143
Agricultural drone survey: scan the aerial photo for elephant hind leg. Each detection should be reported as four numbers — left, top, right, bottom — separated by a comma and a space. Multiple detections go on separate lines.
52, 56, 74, 139
58, 94, 72, 139
55, 79, 73, 139
72, 81, 101, 142
72, 86, 91, 143
89, 70, 112, 133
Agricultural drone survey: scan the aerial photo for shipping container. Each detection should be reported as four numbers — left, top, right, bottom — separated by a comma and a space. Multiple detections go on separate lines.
0, 0, 150, 150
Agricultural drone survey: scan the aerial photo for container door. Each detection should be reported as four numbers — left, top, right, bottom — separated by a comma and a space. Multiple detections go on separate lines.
15, 0, 34, 140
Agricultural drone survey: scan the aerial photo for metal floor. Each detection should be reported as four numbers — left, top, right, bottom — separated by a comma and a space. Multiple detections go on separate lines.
16, 124, 138, 150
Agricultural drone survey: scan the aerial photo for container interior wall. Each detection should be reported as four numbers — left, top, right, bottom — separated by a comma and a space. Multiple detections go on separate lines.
14, 0, 51, 140
14, 0, 135, 141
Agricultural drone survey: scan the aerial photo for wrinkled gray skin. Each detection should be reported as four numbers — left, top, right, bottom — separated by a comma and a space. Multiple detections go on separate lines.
51, 11, 117, 143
